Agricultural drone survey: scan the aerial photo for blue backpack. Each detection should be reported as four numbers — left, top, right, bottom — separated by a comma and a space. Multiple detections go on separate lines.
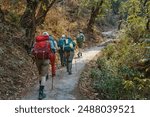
49, 36, 56, 52
64, 38, 74, 52
58, 38, 65, 48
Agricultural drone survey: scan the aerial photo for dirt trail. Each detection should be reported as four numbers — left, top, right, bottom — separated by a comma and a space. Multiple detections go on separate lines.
22, 30, 117, 100
22, 46, 104, 100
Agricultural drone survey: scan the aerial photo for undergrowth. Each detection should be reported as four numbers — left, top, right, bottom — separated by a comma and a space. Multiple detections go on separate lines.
91, 35, 150, 99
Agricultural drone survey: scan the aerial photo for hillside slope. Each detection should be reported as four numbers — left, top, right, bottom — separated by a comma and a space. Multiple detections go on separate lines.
0, 21, 38, 99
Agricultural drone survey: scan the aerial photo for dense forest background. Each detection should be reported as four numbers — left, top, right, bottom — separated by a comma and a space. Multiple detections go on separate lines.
0, 0, 150, 99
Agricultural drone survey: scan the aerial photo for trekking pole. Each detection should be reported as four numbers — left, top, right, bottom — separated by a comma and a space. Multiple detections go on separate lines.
51, 76, 54, 90
48, 62, 53, 90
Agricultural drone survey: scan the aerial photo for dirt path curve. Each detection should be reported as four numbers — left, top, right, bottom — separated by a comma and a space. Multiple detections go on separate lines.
22, 46, 104, 100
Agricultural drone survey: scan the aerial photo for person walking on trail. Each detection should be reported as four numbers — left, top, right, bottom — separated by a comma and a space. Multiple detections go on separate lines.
58, 35, 66, 66
76, 30, 85, 57
63, 36, 76, 75
48, 34, 57, 77
31, 32, 53, 100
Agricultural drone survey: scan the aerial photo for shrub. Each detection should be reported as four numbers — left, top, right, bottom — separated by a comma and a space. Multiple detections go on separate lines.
91, 38, 150, 99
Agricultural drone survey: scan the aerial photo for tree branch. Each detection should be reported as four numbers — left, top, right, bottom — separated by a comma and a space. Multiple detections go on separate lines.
35, 0, 57, 26
144, 0, 148, 6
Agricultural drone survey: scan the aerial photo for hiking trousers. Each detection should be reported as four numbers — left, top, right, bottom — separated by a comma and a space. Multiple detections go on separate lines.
77, 42, 83, 48
64, 51, 74, 74
35, 59, 50, 86
59, 49, 65, 66
77, 42, 84, 56
49, 52, 56, 76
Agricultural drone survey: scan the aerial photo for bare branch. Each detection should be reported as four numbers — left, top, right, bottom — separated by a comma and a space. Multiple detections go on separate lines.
35, 0, 57, 26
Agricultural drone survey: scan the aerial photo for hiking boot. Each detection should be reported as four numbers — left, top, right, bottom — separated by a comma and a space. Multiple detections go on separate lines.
39, 80, 41, 85
69, 72, 72, 75
38, 86, 46, 100
39, 92, 46, 100
78, 52, 82, 58
68, 71, 72, 75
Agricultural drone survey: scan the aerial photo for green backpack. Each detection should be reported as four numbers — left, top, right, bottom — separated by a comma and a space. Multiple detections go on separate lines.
76, 34, 84, 43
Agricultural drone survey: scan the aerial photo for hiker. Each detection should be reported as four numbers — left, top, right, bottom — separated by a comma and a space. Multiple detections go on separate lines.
32, 32, 53, 100
76, 30, 85, 57
58, 35, 66, 66
48, 34, 57, 77
49, 34, 58, 53
63, 36, 76, 75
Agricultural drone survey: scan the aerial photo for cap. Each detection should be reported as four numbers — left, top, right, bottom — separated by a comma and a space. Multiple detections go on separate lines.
62, 34, 66, 38
42, 32, 49, 36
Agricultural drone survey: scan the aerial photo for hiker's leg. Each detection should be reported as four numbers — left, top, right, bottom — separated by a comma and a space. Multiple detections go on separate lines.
63, 51, 67, 66
38, 59, 50, 100
80, 48, 83, 56
81, 42, 84, 56
68, 62, 72, 74
59, 50, 64, 66
39, 75, 46, 100
78, 42, 83, 57
68, 51, 74, 74
66, 58, 69, 72
64, 52, 69, 72
35, 60, 42, 84
50, 53, 56, 77
36, 60, 42, 75
63, 55, 66, 66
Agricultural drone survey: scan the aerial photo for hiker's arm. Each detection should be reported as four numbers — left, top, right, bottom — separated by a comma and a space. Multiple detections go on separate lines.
83, 34, 85, 42
54, 41, 58, 50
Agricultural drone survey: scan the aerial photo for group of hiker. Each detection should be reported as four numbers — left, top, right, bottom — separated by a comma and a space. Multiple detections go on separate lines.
31, 30, 85, 100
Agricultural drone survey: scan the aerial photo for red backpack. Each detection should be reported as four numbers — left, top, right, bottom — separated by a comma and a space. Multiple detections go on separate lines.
32, 35, 51, 59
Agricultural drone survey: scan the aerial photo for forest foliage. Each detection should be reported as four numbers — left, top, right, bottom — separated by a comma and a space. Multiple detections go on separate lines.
89, 0, 150, 99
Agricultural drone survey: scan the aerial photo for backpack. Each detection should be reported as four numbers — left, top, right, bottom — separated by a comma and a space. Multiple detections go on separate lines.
76, 33, 84, 43
49, 36, 55, 48
32, 35, 51, 59
64, 39, 74, 52
58, 38, 65, 48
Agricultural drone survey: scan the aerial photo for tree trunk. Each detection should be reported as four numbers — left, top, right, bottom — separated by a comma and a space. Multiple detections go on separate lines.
87, 0, 104, 32
20, 0, 57, 53
87, 6, 97, 32
144, 0, 148, 6
0, 7, 5, 23
20, 0, 39, 51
